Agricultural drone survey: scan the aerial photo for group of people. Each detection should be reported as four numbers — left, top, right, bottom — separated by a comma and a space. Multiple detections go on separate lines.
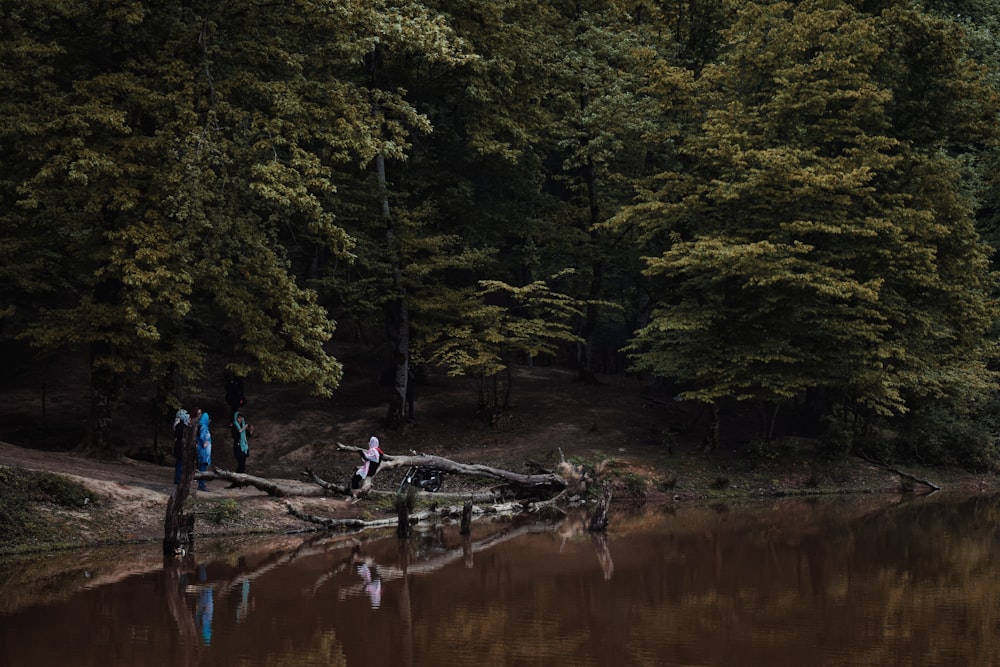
172, 407, 214, 490
170, 374, 389, 496
171, 377, 254, 491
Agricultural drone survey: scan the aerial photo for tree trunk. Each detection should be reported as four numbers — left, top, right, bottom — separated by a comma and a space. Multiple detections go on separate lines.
460, 500, 473, 535
577, 158, 604, 383
376, 151, 411, 429
588, 482, 612, 532
163, 422, 197, 556
78, 350, 119, 459
396, 502, 410, 538
705, 401, 720, 453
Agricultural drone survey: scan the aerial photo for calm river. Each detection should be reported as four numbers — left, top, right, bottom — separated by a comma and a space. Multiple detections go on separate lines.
3, 491, 1000, 666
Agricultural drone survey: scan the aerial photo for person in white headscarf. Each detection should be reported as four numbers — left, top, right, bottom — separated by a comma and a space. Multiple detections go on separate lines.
172, 409, 191, 484
350, 436, 383, 496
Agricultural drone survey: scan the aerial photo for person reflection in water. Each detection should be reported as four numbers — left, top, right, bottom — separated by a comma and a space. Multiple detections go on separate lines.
236, 578, 252, 623
358, 561, 382, 609
347, 546, 382, 609
195, 564, 214, 645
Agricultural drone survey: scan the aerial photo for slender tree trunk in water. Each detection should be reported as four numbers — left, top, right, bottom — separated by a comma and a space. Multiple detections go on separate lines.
397, 539, 415, 667
376, 151, 410, 428
163, 423, 197, 556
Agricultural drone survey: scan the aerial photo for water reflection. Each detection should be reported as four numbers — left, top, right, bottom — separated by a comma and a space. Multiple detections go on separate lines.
194, 565, 214, 645
3, 493, 1000, 666
338, 546, 383, 608
236, 577, 251, 623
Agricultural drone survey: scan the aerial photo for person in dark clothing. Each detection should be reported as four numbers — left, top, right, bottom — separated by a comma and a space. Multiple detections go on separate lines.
173, 409, 191, 484
230, 411, 252, 477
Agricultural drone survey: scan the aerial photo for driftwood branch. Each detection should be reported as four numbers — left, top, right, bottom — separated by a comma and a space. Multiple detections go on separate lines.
287, 503, 439, 530
859, 455, 941, 492
303, 467, 350, 495
287, 495, 561, 533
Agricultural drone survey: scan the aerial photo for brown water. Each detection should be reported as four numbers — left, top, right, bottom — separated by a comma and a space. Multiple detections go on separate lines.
3, 492, 1000, 667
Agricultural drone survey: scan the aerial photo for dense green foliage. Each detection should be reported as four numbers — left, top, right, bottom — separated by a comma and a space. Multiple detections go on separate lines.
2, 0, 1000, 466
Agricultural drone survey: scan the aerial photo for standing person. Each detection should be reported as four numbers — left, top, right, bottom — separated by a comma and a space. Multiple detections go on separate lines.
350, 436, 383, 497
230, 411, 252, 477
195, 410, 212, 491
172, 409, 190, 484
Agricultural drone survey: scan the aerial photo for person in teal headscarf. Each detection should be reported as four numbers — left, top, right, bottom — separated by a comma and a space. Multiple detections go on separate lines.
230, 411, 252, 476
195, 410, 212, 491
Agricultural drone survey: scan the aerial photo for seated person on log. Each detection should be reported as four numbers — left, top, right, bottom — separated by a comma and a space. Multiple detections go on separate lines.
350, 436, 383, 498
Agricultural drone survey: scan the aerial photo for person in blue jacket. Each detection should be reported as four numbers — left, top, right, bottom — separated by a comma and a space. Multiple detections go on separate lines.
195, 410, 212, 491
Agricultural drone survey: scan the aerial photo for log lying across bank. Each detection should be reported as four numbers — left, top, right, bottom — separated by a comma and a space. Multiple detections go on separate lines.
334, 443, 569, 492
195, 468, 325, 497
196, 447, 572, 500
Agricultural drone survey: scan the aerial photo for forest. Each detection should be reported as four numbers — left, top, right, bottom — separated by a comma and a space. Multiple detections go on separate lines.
2, 0, 1000, 469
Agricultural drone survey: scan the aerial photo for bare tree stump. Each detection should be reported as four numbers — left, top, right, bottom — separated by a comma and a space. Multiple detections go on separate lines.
460, 499, 473, 535
588, 483, 612, 532
397, 501, 410, 538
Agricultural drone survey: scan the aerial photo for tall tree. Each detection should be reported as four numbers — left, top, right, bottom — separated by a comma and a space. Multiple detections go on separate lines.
614, 0, 998, 435
0, 0, 462, 455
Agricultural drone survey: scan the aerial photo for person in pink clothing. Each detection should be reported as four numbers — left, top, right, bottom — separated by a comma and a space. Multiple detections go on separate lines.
350, 436, 383, 496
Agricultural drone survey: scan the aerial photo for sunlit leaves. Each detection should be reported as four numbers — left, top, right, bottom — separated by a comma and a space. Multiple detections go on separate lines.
427, 275, 585, 378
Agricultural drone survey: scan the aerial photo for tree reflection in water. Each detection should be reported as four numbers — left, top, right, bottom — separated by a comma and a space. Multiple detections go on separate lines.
6, 495, 1000, 666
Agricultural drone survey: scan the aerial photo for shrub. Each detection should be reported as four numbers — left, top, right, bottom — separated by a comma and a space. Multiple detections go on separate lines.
208, 499, 240, 524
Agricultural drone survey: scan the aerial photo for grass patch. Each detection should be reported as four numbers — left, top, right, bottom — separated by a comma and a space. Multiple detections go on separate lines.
206, 498, 240, 525
0, 467, 95, 542
710, 476, 730, 491
618, 472, 649, 499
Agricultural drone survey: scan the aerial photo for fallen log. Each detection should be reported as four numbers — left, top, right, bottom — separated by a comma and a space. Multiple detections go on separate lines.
303, 467, 350, 496
196, 468, 325, 497
335, 442, 568, 493
304, 465, 509, 503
